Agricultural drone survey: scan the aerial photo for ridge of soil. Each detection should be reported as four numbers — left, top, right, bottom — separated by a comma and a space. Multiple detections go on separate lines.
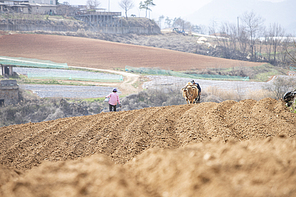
1, 98, 296, 196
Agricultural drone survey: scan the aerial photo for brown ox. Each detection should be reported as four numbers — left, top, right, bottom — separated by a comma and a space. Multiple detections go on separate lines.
182, 83, 199, 104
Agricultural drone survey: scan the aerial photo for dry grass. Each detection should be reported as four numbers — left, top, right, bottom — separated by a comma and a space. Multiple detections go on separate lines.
202, 86, 275, 102
203, 86, 241, 101
244, 89, 273, 101
0, 90, 103, 127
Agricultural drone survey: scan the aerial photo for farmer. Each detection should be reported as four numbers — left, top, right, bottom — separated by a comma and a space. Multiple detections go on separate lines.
106, 88, 121, 112
191, 80, 201, 102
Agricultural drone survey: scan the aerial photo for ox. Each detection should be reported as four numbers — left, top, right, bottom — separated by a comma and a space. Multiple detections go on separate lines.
283, 90, 296, 112
181, 83, 199, 104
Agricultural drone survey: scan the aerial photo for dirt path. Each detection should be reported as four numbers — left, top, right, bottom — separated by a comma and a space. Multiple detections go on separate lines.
68, 66, 141, 95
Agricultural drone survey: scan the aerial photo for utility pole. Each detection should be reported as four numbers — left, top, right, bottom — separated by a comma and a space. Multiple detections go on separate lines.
108, 0, 110, 12
237, 17, 239, 37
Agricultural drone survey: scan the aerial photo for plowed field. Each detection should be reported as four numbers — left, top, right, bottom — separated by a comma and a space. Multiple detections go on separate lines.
1, 98, 296, 197
0, 34, 263, 71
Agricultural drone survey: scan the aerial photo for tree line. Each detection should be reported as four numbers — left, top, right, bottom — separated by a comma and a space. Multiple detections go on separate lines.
157, 11, 295, 67
57, 1, 296, 67
85, 0, 155, 19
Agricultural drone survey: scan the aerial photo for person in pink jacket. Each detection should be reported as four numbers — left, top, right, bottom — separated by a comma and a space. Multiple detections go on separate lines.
106, 88, 121, 112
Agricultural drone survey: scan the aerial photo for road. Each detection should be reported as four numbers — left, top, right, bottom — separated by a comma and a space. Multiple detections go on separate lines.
68, 66, 141, 95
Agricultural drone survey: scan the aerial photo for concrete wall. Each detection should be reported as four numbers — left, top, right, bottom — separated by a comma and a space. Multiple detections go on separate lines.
0, 15, 161, 34
94, 26, 160, 34
30, 6, 56, 14
0, 80, 19, 106
0, 21, 161, 34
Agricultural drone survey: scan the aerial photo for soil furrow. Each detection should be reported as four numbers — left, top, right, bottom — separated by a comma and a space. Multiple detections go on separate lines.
175, 102, 218, 144
18, 115, 100, 169
60, 112, 120, 160
0, 117, 82, 170
0, 122, 51, 153
95, 108, 155, 164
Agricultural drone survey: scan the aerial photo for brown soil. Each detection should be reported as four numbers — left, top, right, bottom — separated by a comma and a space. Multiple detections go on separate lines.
1, 98, 296, 197
0, 34, 263, 71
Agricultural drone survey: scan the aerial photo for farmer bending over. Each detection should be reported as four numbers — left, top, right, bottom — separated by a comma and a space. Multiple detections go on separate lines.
106, 88, 121, 112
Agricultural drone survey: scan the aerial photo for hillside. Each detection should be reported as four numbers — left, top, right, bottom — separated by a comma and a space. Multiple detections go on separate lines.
1, 98, 296, 196
0, 34, 263, 71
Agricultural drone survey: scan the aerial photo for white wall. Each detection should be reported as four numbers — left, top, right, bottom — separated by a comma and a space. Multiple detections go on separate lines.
29, 0, 55, 5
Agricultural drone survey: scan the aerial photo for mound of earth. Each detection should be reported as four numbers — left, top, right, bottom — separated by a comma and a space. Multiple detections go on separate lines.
2, 154, 153, 197
0, 165, 21, 188
1, 98, 296, 196
0, 34, 262, 71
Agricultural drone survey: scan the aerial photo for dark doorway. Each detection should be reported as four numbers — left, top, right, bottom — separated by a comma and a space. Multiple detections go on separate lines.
0, 99, 4, 107
4, 66, 9, 75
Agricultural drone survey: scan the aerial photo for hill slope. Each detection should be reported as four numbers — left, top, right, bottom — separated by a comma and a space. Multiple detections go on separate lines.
1, 98, 296, 196
0, 34, 263, 71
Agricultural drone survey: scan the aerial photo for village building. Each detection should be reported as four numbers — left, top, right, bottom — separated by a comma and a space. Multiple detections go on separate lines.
0, 0, 56, 14
1, 64, 15, 76
0, 80, 19, 106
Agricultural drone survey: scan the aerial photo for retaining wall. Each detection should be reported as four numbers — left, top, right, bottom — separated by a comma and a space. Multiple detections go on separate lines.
0, 80, 19, 106
0, 19, 161, 34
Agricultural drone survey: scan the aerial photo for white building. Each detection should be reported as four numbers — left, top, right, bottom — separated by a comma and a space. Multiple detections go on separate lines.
0, 0, 56, 14
29, 0, 55, 5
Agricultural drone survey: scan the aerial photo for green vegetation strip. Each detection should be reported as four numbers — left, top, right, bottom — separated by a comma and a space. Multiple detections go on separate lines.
125, 66, 249, 81
0, 56, 68, 69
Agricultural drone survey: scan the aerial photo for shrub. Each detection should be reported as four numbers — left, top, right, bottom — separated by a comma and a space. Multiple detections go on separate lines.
263, 77, 296, 99
0, 90, 104, 127
121, 89, 185, 111
204, 86, 241, 101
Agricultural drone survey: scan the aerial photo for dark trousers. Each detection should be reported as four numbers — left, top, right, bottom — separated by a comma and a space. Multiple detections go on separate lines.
109, 104, 116, 112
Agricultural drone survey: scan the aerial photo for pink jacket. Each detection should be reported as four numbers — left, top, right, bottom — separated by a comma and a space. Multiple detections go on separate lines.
106, 92, 121, 106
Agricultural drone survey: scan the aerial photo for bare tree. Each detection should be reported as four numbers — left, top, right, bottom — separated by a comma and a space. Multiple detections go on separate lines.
241, 11, 265, 61
280, 35, 292, 64
268, 23, 285, 64
217, 22, 238, 59
286, 40, 296, 65
119, 0, 134, 19
87, 0, 100, 10
208, 19, 218, 35
158, 15, 164, 29
165, 17, 172, 28
172, 17, 184, 30
263, 30, 273, 62
264, 77, 296, 99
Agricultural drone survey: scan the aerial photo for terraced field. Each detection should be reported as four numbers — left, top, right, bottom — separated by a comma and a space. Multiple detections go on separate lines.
0, 34, 263, 71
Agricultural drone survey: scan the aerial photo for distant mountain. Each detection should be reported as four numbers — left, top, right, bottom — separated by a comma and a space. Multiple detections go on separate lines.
187, 0, 296, 34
